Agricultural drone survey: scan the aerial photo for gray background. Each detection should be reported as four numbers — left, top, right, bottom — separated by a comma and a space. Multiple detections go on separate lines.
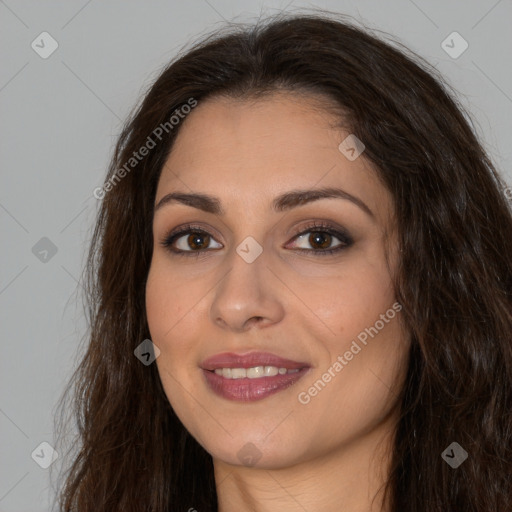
1, 1, 511, 510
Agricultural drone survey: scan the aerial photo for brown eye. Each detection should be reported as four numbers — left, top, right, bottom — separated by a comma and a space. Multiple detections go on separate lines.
308, 232, 333, 250
288, 226, 352, 255
161, 228, 222, 253
187, 232, 210, 250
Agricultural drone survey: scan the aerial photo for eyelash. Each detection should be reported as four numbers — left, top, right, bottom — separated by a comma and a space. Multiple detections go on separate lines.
159, 221, 353, 258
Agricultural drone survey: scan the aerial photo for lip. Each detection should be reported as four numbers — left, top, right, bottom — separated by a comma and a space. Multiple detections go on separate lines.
201, 351, 309, 371
201, 351, 311, 402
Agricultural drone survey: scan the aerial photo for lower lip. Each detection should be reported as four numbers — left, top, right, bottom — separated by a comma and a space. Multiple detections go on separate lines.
202, 368, 310, 402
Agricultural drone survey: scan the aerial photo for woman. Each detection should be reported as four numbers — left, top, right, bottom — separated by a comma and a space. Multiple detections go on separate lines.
55, 12, 512, 512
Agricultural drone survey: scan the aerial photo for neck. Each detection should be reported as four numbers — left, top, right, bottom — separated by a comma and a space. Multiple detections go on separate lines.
214, 415, 396, 512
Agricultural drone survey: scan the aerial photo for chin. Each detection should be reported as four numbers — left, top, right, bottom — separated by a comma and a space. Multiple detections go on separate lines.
204, 430, 308, 470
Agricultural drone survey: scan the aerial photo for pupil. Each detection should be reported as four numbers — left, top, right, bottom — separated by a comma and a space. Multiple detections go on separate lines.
310, 232, 331, 249
189, 233, 208, 250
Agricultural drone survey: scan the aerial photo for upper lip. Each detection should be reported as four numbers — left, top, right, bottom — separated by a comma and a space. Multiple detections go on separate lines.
201, 351, 310, 371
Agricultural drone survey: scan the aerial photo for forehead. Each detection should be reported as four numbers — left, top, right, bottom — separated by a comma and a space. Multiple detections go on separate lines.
161, 92, 342, 177
156, 92, 392, 223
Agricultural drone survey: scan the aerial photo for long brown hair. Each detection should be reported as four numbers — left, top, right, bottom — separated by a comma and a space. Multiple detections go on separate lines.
54, 11, 512, 511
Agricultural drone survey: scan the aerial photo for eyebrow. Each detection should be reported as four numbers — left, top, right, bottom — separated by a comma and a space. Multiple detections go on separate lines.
154, 187, 374, 218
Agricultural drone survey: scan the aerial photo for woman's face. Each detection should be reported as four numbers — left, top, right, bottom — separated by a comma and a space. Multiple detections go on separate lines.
146, 92, 409, 469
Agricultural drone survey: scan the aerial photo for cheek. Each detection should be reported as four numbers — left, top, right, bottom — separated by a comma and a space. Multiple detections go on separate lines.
145, 273, 173, 340
145, 263, 207, 429
290, 247, 404, 418
289, 254, 394, 337
145, 269, 191, 381
145, 260, 199, 341
296, 315, 407, 445
145, 259, 214, 380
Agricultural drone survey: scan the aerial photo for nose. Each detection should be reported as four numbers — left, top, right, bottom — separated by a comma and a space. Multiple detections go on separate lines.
209, 246, 285, 332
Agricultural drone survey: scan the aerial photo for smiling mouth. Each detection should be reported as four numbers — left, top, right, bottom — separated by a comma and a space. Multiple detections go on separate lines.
201, 351, 311, 401
212, 366, 302, 379
202, 367, 310, 401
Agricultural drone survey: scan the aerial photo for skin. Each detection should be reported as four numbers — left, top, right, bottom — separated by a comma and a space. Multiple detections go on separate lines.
145, 92, 410, 511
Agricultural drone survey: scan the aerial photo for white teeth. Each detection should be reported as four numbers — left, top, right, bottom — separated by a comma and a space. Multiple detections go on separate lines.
265, 366, 279, 376
212, 366, 300, 379
246, 366, 265, 378
230, 368, 246, 379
